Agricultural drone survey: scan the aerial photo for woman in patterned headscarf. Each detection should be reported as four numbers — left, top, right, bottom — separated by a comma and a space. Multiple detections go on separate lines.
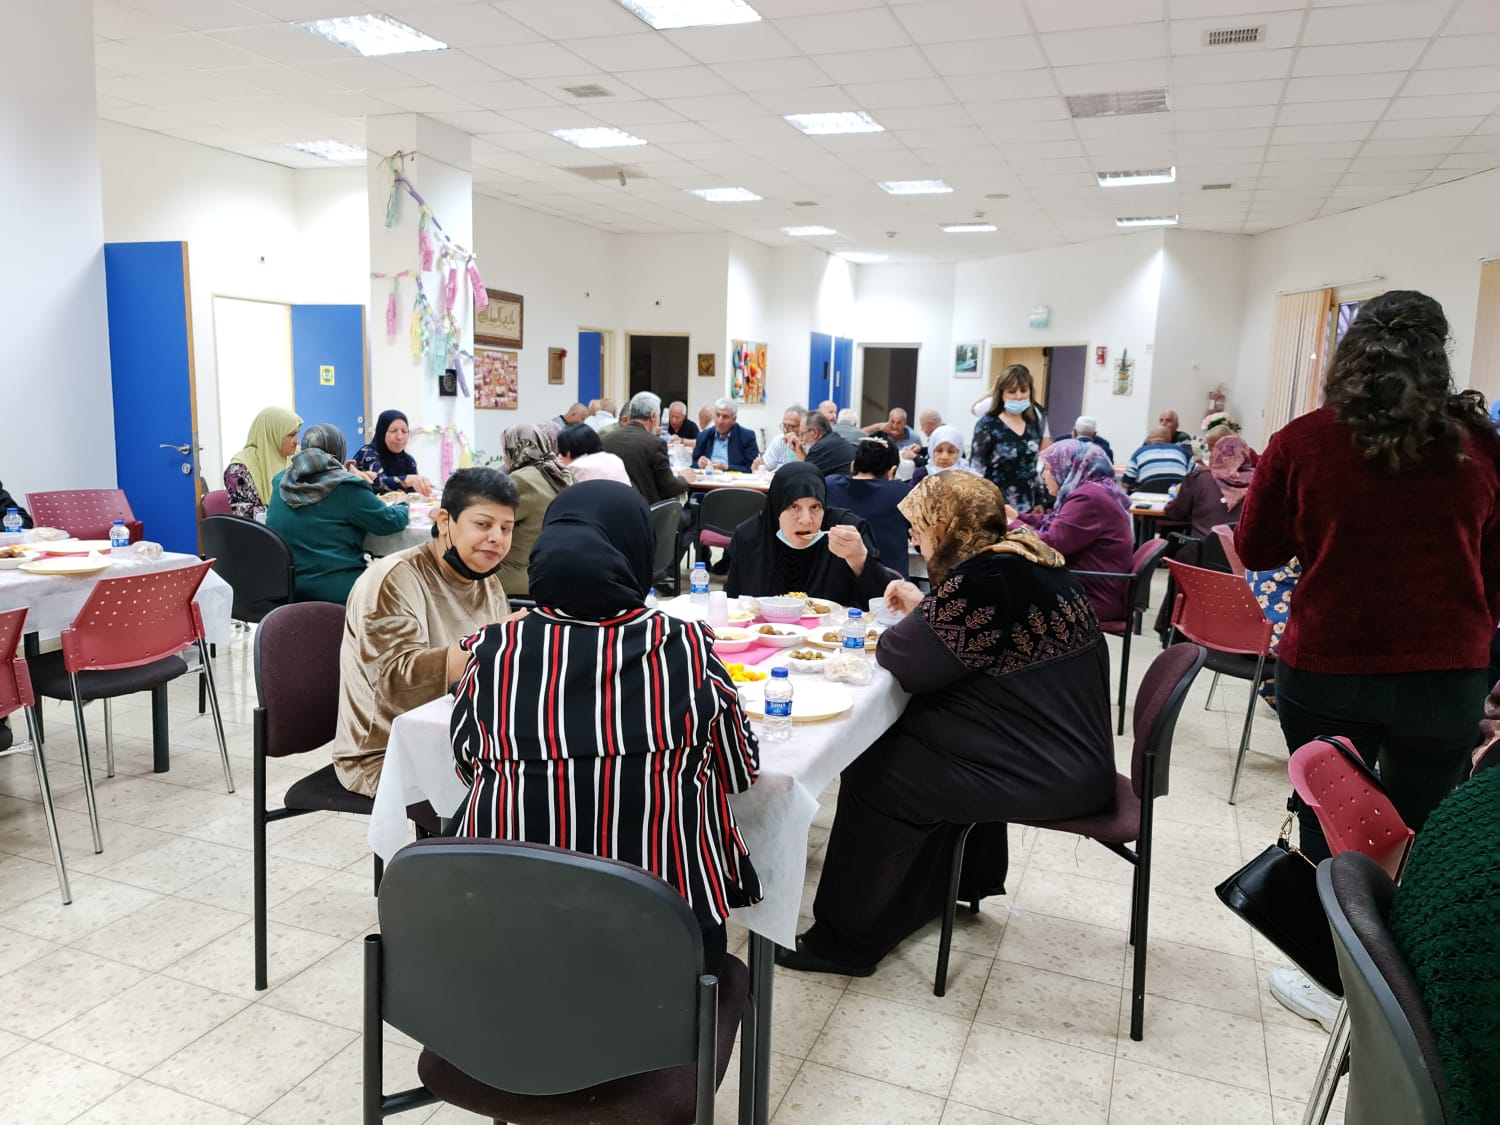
777, 471, 1117, 977
497, 422, 571, 596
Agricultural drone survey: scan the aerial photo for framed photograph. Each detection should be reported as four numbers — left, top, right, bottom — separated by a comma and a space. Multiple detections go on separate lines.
697, 352, 716, 378
953, 340, 982, 379
730, 340, 766, 403
474, 347, 519, 410
475, 289, 523, 349
438, 367, 458, 397
547, 347, 565, 385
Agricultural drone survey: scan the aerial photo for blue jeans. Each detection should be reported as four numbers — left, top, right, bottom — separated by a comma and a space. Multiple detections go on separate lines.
1274, 663, 1486, 861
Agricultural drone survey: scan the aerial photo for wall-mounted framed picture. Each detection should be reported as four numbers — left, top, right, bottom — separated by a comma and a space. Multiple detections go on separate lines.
475, 289, 523, 349
730, 341, 766, 402
548, 347, 566, 384
474, 347, 519, 409
697, 352, 716, 377
953, 340, 982, 379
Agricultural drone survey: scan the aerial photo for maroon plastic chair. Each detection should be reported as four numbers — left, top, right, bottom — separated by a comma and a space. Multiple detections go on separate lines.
1073, 536, 1171, 734
26, 489, 143, 542
0, 608, 69, 903
1164, 558, 1276, 805
932, 644, 1207, 1043
1211, 524, 1245, 577
201, 489, 232, 518
29, 561, 233, 853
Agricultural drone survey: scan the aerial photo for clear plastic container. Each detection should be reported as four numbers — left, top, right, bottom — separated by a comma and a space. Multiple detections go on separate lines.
762, 667, 792, 741
833, 608, 873, 685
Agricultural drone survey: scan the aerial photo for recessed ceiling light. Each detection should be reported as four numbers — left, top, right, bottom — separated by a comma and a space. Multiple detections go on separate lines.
1115, 215, 1179, 227
288, 140, 367, 161
550, 127, 648, 149
783, 225, 836, 236
879, 180, 953, 195
840, 252, 889, 264
1097, 167, 1176, 187
984, 192, 1010, 200
688, 187, 761, 202
296, 13, 446, 56
942, 223, 997, 233
784, 111, 884, 136
616, 0, 761, 30
1067, 88, 1169, 119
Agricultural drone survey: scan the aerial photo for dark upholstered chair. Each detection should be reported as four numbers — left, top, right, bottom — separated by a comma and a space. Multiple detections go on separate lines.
695, 487, 764, 555
0, 608, 69, 903
1073, 536, 1170, 734
933, 644, 1207, 1042
649, 497, 685, 596
26, 489, 143, 542
364, 838, 747, 1125
200, 515, 296, 624
201, 490, 232, 518
252, 602, 437, 990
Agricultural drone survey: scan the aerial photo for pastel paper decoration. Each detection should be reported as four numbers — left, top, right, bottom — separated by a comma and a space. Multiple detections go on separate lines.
444, 265, 459, 313
385, 284, 398, 338
439, 428, 455, 481
469, 261, 487, 309
418, 223, 435, 271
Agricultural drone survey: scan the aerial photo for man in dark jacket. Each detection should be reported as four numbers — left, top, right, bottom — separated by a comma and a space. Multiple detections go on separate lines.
603, 391, 694, 504
692, 398, 759, 472
665, 400, 699, 441
801, 411, 858, 478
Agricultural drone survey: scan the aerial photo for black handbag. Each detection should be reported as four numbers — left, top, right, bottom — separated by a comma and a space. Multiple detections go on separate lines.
1214, 815, 1342, 995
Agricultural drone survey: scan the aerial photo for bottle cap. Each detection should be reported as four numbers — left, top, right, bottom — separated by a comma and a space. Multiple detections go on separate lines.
771, 667, 789, 678
847, 608, 862, 618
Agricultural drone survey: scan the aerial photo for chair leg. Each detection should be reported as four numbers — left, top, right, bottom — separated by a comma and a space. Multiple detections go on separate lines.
372, 853, 384, 895
254, 750, 268, 992
69, 677, 103, 854
934, 824, 975, 997
198, 671, 206, 715
1128, 805, 1156, 1041
1203, 670, 1221, 710
1116, 625, 1134, 735
24, 707, 70, 905
1227, 654, 1268, 806
364, 935, 384, 1125
1300, 1003, 1349, 1125
103, 699, 115, 779
198, 639, 235, 794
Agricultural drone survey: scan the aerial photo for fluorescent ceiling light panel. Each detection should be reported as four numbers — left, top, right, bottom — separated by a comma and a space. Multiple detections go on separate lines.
688, 187, 761, 202
617, 0, 761, 30
550, 127, 648, 149
942, 223, 998, 233
1067, 88, 1169, 119
783, 225, 836, 236
878, 179, 953, 195
297, 13, 446, 56
784, 111, 884, 136
1097, 166, 1176, 187
1115, 215, 1179, 227
289, 140, 367, 161
840, 252, 889, 264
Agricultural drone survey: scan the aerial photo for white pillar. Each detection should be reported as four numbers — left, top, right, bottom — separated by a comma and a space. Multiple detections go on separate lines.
365, 115, 475, 482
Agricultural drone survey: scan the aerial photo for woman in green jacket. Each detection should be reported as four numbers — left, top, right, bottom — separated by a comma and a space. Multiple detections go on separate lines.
498, 422, 571, 597
266, 424, 410, 604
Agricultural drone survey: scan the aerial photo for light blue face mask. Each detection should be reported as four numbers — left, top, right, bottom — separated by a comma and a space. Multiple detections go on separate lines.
777, 529, 826, 550
1003, 399, 1031, 415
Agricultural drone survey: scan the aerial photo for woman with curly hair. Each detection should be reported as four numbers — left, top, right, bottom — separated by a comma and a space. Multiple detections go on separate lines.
1236, 289, 1500, 1029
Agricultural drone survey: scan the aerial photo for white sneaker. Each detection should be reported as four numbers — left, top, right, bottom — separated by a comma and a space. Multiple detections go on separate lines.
1268, 967, 1339, 1031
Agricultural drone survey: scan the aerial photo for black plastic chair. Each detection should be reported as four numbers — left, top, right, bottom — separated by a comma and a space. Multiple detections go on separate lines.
364, 837, 747, 1125
253, 602, 436, 990
932, 644, 1207, 1043
649, 497, 685, 595
1074, 536, 1171, 734
199, 514, 296, 713
1318, 853, 1449, 1125
695, 488, 765, 559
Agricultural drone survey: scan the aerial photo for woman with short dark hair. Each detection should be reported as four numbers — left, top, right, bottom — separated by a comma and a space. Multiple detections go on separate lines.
555, 422, 603, 463
825, 439, 912, 579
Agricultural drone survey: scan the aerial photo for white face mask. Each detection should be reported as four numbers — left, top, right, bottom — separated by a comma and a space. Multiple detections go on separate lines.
776, 529, 826, 550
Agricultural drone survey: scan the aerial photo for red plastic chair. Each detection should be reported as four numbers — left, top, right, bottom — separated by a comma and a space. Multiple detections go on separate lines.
1073, 536, 1171, 734
1210, 524, 1245, 577
201, 489, 232, 518
0, 608, 69, 903
28, 561, 234, 852
26, 489, 143, 542
1164, 558, 1276, 805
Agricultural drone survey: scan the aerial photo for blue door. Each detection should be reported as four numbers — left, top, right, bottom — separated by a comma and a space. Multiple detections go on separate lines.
292, 305, 368, 450
103, 241, 200, 555
807, 331, 832, 411
578, 330, 602, 404
833, 336, 854, 411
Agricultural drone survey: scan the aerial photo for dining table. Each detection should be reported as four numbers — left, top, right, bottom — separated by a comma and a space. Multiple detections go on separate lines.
365, 500, 437, 557
368, 593, 911, 1125
676, 467, 772, 492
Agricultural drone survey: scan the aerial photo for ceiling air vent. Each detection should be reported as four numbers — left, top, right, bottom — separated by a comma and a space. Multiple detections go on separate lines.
564, 165, 646, 181
1201, 182, 1234, 191
1205, 26, 1263, 46
792, 200, 819, 207
562, 83, 613, 98
1066, 88, 1169, 118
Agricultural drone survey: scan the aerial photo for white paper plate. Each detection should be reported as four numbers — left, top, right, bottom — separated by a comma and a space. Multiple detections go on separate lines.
19, 554, 112, 576
711, 628, 758, 653
0, 557, 26, 570
745, 623, 806, 648
738, 678, 853, 723
782, 649, 831, 674
23, 539, 115, 555
804, 626, 883, 651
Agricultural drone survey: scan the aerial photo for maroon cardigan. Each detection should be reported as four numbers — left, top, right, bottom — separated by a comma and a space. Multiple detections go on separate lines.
1162, 468, 1241, 539
1235, 407, 1500, 675
1019, 483, 1135, 623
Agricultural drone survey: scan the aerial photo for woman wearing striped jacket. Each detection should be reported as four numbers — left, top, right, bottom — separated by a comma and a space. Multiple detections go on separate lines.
451, 480, 761, 966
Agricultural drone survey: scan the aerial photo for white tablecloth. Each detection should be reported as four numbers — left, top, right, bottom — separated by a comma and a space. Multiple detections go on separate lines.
0, 550, 234, 645
365, 518, 434, 557
370, 599, 911, 947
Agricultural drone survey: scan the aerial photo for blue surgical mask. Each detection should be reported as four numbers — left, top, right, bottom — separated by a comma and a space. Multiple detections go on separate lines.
1004, 399, 1030, 415
776, 529, 826, 550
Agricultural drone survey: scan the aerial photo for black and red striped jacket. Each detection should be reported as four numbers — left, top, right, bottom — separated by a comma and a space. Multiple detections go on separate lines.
451, 605, 762, 927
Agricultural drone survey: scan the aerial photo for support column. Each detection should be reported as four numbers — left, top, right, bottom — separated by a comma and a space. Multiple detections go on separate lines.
365, 114, 476, 483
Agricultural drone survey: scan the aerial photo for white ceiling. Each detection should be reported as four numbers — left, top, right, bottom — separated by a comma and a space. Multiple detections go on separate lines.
92, 0, 1500, 262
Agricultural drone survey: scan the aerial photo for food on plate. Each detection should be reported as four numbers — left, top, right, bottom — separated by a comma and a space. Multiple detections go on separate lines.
788, 648, 825, 662
727, 611, 756, 624
756, 624, 793, 636
784, 590, 808, 601
725, 663, 768, 683
378, 491, 410, 505
0, 545, 27, 559
712, 627, 755, 642
807, 600, 834, 615
819, 629, 843, 645
867, 629, 880, 644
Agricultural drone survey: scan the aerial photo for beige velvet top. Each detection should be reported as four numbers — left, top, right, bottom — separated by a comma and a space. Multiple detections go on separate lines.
333, 544, 510, 796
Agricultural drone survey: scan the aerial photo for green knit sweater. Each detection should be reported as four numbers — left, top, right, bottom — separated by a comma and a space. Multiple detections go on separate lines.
1387, 766, 1500, 1125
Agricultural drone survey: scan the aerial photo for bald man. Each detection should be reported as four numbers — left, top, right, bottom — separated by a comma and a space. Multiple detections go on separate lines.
818, 400, 838, 424
554, 402, 588, 427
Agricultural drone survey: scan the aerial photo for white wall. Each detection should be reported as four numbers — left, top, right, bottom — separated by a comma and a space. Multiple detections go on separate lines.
853, 263, 958, 431
7, 1, 114, 494
1154, 230, 1252, 437
295, 169, 369, 306
1233, 169, 1500, 447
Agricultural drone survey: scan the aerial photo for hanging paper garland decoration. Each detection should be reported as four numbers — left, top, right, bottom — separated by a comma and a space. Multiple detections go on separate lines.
444, 264, 458, 313
409, 424, 479, 472
468, 261, 487, 309
385, 282, 399, 339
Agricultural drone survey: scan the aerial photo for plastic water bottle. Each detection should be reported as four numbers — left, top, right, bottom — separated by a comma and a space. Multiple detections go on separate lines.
1, 508, 20, 535
109, 520, 130, 551
645, 588, 658, 610
839, 608, 873, 685
690, 562, 710, 606
762, 667, 793, 742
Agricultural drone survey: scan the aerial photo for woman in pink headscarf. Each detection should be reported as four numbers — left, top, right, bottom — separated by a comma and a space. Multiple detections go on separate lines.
1163, 434, 1256, 538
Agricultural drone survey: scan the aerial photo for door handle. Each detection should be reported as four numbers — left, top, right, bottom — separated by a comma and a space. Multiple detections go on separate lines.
160, 443, 192, 455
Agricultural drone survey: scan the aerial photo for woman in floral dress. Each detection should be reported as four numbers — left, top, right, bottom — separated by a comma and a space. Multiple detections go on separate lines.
970, 364, 1048, 514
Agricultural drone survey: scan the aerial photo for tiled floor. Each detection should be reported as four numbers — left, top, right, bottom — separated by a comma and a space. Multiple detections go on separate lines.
0, 587, 1347, 1124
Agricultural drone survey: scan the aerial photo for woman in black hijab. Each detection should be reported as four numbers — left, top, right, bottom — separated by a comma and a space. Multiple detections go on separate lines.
451, 481, 762, 967
725, 461, 889, 605
351, 409, 436, 496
